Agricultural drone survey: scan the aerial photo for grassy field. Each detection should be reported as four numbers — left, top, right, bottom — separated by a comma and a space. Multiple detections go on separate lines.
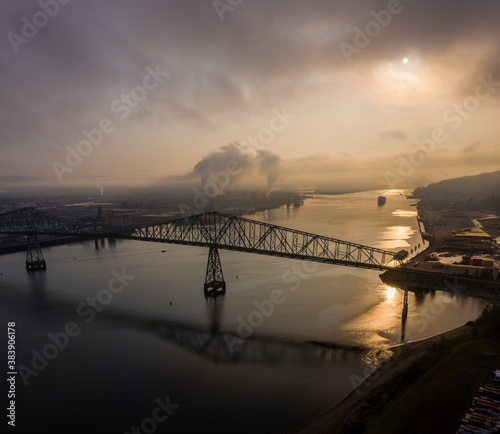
337, 310, 500, 433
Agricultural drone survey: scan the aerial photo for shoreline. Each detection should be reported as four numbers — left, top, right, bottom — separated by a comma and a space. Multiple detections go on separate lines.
291, 324, 471, 434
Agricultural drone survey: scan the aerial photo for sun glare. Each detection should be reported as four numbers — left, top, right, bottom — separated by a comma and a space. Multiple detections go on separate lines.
402, 57, 408, 64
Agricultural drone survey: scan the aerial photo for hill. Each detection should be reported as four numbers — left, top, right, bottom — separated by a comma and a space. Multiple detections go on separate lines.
413, 170, 500, 202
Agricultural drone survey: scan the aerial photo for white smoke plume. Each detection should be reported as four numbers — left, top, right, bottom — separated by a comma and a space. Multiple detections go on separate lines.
192, 143, 281, 193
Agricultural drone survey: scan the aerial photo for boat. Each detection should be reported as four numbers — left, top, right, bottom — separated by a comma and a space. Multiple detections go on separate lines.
377, 196, 387, 206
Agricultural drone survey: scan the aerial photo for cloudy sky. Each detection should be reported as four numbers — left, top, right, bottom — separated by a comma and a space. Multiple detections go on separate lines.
2, 0, 500, 195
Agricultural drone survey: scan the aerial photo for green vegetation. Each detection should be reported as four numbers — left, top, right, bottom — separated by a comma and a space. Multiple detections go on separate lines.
471, 303, 500, 336
336, 304, 500, 434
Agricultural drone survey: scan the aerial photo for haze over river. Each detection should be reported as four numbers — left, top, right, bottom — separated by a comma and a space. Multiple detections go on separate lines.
0, 190, 486, 433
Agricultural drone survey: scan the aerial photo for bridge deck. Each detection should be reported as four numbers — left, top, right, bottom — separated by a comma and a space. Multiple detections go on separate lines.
0, 208, 400, 271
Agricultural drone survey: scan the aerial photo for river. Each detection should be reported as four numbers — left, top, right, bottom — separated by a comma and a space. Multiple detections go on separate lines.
0, 190, 487, 433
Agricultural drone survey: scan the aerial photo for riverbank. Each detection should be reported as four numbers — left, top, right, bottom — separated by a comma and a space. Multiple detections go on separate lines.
292, 324, 476, 433
379, 203, 500, 298
410, 206, 499, 275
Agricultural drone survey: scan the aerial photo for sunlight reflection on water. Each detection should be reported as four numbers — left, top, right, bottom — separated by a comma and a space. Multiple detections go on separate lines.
377, 225, 416, 249
392, 209, 418, 218
384, 285, 397, 303
341, 284, 402, 349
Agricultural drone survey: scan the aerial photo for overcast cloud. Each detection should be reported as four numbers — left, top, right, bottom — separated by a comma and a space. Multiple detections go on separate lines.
1, 0, 500, 194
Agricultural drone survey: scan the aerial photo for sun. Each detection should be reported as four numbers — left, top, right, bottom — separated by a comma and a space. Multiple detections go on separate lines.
402, 57, 409, 64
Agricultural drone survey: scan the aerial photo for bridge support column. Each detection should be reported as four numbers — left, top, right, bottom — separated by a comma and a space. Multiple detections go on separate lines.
25, 234, 46, 272
402, 272, 408, 318
401, 273, 409, 341
402, 288, 408, 319
204, 246, 226, 297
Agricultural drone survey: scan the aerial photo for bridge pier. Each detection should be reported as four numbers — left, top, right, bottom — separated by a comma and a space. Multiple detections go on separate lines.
25, 234, 46, 272
402, 288, 408, 320
401, 273, 409, 341
402, 272, 409, 319
204, 246, 226, 297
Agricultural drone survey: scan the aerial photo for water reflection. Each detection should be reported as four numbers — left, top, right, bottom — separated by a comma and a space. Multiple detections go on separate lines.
384, 285, 397, 303
205, 295, 224, 334
150, 320, 365, 367
148, 296, 366, 367
381, 189, 405, 196
378, 225, 416, 249
4, 287, 371, 434
27, 269, 48, 310
341, 284, 402, 348
8, 277, 368, 369
391, 209, 418, 218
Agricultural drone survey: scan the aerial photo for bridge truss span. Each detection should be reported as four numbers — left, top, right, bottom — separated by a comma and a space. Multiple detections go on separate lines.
0, 206, 113, 236
0, 207, 401, 295
125, 212, 398, 271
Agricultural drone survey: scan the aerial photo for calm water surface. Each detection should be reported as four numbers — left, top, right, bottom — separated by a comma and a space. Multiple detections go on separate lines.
0, 190, 486, 433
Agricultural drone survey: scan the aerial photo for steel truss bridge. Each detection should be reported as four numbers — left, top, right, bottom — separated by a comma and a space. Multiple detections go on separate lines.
0, 207, 499, 302
0, 207, 400, 291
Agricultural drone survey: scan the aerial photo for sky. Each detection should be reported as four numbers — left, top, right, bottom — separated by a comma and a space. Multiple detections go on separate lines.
1, 0, 500, 196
